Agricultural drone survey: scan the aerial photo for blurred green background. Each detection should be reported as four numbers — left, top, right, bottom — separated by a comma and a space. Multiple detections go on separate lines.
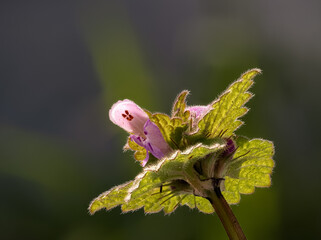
1, 0, 320, 239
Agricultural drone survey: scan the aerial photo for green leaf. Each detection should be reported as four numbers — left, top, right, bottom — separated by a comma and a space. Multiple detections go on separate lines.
181, 195, 215, 214
88, 181, 134, 214
124, 137, 147, 162
149, 113, 188, 150
121, 180, 187, 214
190, 68, 261, 140
222, 136, 275, 204
124, 141, 226, 214
171, 90, 190, 121
89, 142, 225, 215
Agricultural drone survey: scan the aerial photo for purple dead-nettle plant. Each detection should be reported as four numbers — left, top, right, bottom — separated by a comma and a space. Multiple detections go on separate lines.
90, 69, 275, 240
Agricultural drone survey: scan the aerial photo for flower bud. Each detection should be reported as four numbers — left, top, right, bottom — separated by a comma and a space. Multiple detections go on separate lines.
186, 105, 210, 129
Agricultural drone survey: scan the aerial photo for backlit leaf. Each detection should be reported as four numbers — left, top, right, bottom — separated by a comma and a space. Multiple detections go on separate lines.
89, 181, 133, 214
124, 141, 226, 214
190, 69, 261, 141
150, 113, 188, 150
172, 90, 190, 121
222, 136, 275, 204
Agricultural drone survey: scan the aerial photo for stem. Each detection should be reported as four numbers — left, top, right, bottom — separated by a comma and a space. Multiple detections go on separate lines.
206, 180, 247, 240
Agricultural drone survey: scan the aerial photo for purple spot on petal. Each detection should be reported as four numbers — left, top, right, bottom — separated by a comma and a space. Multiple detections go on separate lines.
144, 131, 147, 135
131, 135, 144, 146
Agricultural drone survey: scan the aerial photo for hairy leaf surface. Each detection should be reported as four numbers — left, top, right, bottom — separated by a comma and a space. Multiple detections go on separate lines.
222, 136, 275, 204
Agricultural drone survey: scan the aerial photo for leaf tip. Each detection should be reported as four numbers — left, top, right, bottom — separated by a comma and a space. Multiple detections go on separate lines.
171, 90, 190, 116
88, 199, 99, 215
241, 68, 262, 81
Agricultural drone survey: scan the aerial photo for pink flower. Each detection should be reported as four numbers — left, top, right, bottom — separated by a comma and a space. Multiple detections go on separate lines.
109, 99, 172, 166
186, 105, 210, 128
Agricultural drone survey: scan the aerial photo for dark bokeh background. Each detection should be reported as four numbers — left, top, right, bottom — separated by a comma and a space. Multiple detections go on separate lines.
1, 1, 320, 239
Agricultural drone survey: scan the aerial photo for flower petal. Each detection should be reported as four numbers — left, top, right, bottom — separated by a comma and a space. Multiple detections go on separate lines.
143, 120, 172, 158
186, 105, 210, 120
186, 105, 210, 129
130, 135, 152, 167
130, 120, 172, 166
130, 135, 149, 166
109, 99, 149, 136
